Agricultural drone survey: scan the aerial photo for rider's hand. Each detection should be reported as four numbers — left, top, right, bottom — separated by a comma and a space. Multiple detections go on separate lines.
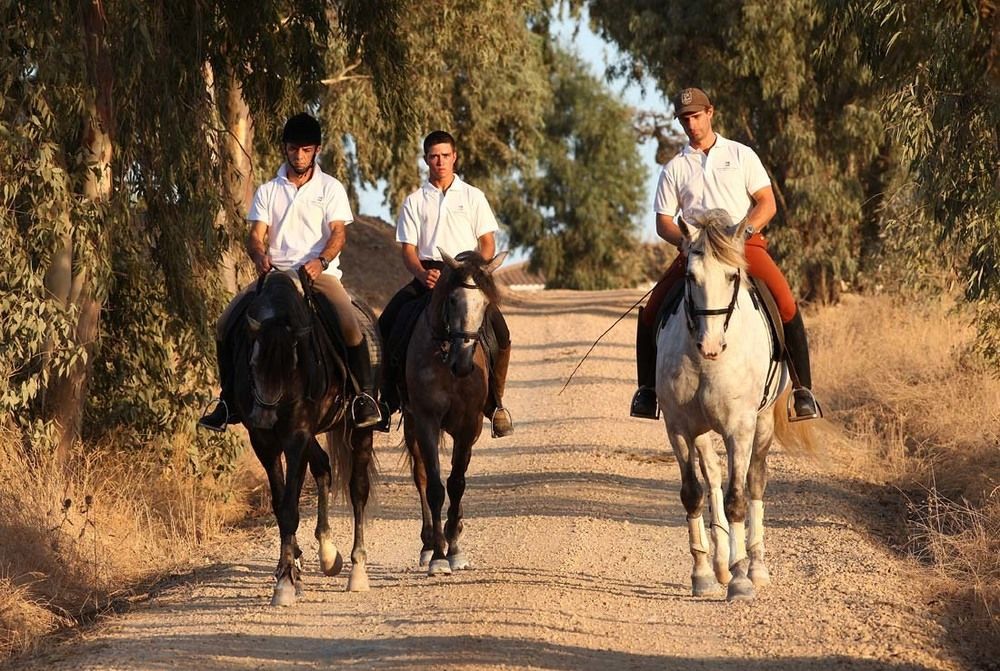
423, 268, 440, 289
303, 258, 323, 281
254, 254, 272, 276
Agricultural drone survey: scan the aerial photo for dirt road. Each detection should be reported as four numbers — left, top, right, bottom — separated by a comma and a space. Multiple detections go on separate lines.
28, 290, 965, 670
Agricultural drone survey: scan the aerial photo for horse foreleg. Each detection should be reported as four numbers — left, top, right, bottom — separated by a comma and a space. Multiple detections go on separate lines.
404, 418, 435, 568
723, 425, 756, 602
444, 431, 476, 571
746, 415, 775, 588
413, 419, 449, 576
694, 433, 732, 587
346, 429, 374, 592
272, 434, 309, 606
308, 436, 342, 577
667, 431, 715, 596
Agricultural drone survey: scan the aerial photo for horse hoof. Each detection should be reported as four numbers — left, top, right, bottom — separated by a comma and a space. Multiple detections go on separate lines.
749, 563, 771, 588
726, 577, 755, 602
428, 559, 452, 576
271, 578, 297, 607
320, 544, 343, 577
419, 550, 433, 567
448, 553, 471, 571
691, 573, 720, 597
347, 567, 370, 592
295, 581, 305, 598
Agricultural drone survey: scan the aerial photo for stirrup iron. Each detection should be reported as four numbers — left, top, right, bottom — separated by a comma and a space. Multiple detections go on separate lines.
787, 387, 823, 422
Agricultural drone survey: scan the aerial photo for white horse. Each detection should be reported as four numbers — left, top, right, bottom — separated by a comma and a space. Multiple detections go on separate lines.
656, 208, 808, 601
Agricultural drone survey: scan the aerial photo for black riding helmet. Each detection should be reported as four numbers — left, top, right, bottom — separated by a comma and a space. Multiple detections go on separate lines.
282, 113, 321, 146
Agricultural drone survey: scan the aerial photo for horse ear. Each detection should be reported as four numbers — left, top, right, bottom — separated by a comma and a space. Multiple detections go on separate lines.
438, 248, 460, 269
677, 215, 691, 239
485, 250, 509, 274
733, 217, 749, 241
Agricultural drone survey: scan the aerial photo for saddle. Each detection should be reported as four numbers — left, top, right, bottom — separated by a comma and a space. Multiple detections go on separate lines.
223, 273, 382, 405
383, 295, 503, 408
655, 275, 785, 362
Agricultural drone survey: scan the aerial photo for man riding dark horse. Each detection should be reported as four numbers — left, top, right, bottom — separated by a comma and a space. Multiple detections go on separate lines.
377, 130, 513, 437
199, 112, 381, 432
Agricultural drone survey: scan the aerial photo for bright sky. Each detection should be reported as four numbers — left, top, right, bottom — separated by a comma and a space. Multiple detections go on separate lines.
355, 10, 669, 247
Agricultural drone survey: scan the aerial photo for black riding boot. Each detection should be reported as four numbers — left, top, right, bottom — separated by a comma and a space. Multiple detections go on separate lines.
485, 344, 514, 437
630, 308, 659, 419
347, 337, 382, 429
784, 311, 822, 421
198, 340, 240, 432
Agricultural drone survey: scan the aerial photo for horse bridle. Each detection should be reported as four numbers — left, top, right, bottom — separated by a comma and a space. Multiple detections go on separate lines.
430, 278, 484, 359
683, 251, 741, 334
247, 315, 313, 409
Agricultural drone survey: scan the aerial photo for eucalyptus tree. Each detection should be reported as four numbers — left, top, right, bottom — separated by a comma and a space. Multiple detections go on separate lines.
829, 0, 999, 361
317, 0, 551, 213
502, 48, 648, 290
0, 0, 412, 461
580, 0, 889, 302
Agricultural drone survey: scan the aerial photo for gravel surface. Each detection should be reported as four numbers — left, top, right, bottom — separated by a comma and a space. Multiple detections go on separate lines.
25, 289, 966, 671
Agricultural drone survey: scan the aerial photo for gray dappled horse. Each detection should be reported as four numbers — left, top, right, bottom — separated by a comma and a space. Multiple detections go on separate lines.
402, 250, 507, 576
656, 209, 811, 602
232, 271, 376, 605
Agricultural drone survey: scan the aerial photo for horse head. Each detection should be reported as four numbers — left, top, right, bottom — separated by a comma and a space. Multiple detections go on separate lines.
245, 272, 314, 428
678, 209, 750, 360
435, 248, 508, 377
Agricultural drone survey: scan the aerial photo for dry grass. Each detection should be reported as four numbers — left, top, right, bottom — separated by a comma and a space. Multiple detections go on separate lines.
809, 293, 1000, 645
0, 429, 260, 660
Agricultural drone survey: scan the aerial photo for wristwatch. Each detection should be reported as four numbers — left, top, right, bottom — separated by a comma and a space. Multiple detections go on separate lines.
744, 225, 756, 240
318, 255, 329, 270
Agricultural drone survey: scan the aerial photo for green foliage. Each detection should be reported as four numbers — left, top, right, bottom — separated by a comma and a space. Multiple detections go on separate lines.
319, 0, 551, 213
581, 0, 890, 302
833, 0, 1000, 362
502, 49, 648, 289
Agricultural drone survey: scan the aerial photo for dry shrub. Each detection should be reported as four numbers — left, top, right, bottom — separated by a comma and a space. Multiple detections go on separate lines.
809, 293, 1000, 642
0, 426, 259, 660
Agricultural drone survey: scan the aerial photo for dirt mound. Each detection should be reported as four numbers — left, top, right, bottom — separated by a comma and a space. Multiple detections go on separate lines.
340, 215, 411, 311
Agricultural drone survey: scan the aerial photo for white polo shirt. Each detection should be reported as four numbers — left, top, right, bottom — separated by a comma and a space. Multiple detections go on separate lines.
396, 175, 499, 260
248, 163, 354, 279
654, 134, 771, 225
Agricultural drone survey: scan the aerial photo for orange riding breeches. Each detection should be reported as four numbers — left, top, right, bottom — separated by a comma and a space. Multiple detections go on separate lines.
640, 233, 798, 328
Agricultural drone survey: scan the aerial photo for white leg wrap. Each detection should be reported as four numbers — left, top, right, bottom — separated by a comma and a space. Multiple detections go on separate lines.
687, 516, 709, 554
729, 521, 747, 566
709, 487, 727, 529
748, 500, 764, 551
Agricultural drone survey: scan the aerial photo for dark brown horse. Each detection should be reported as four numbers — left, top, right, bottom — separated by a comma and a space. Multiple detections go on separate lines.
402, 250, 507, 575
228, 271, 377, 604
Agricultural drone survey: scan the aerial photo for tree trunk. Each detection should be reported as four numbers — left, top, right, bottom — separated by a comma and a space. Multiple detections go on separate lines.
44, 0, 113, 464
220, 72, 254, 293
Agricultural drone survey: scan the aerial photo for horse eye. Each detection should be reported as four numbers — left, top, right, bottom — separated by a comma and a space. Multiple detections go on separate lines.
729, 274, 737, 283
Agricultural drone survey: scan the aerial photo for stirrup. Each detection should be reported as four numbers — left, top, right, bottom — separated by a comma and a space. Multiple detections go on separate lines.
351, 393, 382, 429
490, 407, 514, 438
787, 387, 823, 422
197, 398, 230, 433
630, 387, 660, 420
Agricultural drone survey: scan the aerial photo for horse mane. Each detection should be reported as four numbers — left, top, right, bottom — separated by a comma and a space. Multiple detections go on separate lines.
248, 273, 313, 385
445, 251, 501, 305
689, 209, 748, 272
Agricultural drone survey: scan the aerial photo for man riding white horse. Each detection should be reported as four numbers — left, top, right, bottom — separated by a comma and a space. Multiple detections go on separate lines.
630, 87, 822, 422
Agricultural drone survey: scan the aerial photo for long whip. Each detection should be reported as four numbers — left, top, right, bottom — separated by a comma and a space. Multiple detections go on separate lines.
558, 286, 654, 395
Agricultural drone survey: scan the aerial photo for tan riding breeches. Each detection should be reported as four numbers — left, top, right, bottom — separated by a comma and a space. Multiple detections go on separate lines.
215, 270, 362, 346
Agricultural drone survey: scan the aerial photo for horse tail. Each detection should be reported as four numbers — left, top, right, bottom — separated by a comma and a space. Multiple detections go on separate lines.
771, 387, 818, 457
324, 428, 380, 501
